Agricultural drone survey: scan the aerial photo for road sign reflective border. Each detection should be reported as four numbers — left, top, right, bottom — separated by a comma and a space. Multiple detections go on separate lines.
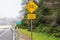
27, 14, 36, 19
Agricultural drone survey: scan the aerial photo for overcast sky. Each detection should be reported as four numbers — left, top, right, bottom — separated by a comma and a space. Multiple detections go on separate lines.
0, 0, 22, 18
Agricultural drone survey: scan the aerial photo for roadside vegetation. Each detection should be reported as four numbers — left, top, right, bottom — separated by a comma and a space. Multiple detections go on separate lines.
18, 0, 60, 40
19, 29, 60, 40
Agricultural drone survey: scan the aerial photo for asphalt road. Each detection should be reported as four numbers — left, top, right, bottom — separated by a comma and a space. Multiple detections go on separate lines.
0, 29, 13, 40
0, 25, 30, 40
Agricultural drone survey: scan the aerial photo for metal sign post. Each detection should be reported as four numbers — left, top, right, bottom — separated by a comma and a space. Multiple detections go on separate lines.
27, 14, 36, 40
25, 0, 38, 40
31, 20, 33, 40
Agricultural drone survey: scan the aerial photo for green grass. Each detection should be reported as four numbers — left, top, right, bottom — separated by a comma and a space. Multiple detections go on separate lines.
19, 29, 60, 40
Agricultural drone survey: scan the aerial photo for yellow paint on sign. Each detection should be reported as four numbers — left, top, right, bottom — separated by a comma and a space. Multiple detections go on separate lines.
27, 14, 36, 19
26, 1, 38, 13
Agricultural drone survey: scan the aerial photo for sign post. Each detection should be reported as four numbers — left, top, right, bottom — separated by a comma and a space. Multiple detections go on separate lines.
25, 0, 38, 40
27, 14, 36, 40
31, 20, 33, 40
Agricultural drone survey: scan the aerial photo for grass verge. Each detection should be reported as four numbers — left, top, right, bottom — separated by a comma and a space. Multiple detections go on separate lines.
18, 28, 60, 40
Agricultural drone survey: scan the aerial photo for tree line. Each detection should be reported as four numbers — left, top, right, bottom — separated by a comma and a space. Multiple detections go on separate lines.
18, 0, 60, 38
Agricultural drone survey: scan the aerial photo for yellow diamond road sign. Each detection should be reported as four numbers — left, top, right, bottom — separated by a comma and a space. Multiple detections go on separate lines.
27, 14, 36, 19
26, 1, 38, 13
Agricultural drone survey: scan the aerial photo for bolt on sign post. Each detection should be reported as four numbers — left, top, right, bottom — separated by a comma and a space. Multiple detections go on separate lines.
25, 0, 38, 40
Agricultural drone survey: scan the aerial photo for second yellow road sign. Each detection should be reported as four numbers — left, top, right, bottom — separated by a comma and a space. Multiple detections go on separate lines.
27, 14, 36, 19
26, 1, 38, 13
